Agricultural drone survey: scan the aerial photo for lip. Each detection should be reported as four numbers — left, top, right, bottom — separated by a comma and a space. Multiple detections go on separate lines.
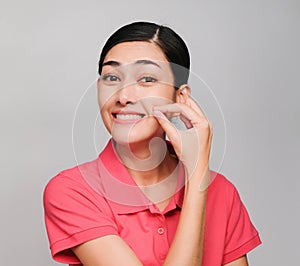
112, 111, 147, 124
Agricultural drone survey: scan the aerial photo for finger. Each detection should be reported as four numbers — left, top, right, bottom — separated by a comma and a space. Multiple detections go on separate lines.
186, 97, 208, 119
154, 103, 205, 128
154, 104, 196, 129
180, 114, 193, 129
154, 103, 197, 119
152, 110, 181, 143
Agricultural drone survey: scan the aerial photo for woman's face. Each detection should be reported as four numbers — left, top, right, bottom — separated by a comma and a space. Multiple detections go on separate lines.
98, 41, 176, 144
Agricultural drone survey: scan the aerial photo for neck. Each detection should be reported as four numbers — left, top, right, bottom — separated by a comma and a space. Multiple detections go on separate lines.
114, 137, 178, 186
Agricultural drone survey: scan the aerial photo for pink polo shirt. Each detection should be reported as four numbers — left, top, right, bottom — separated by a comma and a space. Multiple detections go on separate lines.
43, 140, 261, 266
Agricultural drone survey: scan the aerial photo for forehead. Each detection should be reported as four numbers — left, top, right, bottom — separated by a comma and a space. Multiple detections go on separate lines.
103, 41, 169, 64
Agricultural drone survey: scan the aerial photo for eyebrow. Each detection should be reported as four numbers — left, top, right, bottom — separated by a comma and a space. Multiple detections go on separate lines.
102, 60, 120, 67
135, 60, 161, 68
102, 59, 161, 68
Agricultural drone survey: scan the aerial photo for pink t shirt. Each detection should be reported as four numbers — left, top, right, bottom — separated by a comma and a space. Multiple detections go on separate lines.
43, 140, 261, 265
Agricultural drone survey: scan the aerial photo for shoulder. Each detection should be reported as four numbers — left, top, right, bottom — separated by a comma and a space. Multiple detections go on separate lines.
206, 172, 262, 264
207, 171, 243, 213
209, 171, 237, 195
43, 158, 119, 264
43, 158, 103, 208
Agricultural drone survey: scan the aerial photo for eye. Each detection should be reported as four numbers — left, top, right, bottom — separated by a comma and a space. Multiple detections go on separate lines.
138, 76, 157, 83
102, 74, 121, 82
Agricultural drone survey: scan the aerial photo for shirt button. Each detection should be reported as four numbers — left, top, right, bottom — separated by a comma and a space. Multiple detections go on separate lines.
157, 227, 165, 235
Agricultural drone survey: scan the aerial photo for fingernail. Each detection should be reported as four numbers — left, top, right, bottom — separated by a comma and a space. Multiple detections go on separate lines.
152, 110, 166, 120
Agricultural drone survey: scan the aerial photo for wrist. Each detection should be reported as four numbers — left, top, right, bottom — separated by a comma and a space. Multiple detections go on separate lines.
184, 165, 210, 193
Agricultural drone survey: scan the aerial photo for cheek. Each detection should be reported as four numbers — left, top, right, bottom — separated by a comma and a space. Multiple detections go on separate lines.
137, 89, 175, 115
98, 85, 119, 108
146, 85, 176, 102
99, 102, 113, 132
132, 117, 163, 136
99, 98, 110, 117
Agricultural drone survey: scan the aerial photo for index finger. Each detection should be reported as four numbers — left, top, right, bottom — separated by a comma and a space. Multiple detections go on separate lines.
153, 102, 203, 125
186, 97, 208, 120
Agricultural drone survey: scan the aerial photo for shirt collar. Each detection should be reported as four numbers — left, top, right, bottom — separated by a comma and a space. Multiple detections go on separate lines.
97, 139, 185, 214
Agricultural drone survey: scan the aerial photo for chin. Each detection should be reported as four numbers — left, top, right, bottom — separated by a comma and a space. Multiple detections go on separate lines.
111, 120, 162, 145
112, 130, 158, 145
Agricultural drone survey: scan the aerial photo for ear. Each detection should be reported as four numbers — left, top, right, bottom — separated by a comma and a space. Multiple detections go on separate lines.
176, 84, 191, 104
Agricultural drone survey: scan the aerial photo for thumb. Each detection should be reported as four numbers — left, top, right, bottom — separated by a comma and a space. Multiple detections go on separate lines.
152, 110, 180, 143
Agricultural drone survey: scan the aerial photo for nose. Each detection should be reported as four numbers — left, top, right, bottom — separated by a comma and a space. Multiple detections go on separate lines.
116, 83, 138, 106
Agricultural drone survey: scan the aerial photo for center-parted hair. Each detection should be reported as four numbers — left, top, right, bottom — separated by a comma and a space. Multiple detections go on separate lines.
98, 21, 190, 89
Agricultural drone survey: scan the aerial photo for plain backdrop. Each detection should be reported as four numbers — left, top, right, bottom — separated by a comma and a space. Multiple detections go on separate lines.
1, 0, 299, 265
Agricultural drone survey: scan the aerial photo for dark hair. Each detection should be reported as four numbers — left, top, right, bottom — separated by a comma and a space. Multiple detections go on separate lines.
98, 21, 190, 89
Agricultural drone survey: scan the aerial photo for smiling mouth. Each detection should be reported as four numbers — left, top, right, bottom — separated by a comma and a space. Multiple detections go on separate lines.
113, 113, 146, 121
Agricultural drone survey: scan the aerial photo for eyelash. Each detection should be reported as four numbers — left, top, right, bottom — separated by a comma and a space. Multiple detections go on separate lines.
138, 76, 157, 83
102, 74, 121, 82
101, 74, 157, 85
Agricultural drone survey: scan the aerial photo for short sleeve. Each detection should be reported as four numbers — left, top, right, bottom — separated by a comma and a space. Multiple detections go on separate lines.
222, 187, 262, 264
43, 172, 118, 264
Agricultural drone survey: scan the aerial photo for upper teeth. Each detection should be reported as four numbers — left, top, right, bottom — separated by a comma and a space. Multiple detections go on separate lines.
116, 114, 144, 120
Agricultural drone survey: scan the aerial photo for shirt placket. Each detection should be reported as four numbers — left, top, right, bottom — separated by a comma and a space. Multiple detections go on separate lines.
150, 207, 170, 264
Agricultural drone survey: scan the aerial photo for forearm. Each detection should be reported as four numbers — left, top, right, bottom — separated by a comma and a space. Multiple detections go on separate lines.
163, 165, 209, 266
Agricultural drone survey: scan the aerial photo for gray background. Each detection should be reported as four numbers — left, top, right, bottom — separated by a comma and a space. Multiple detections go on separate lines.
1, 0, 299, 265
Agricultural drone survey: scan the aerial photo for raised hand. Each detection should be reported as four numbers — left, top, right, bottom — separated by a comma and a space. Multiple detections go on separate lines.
153, 93, 212, 189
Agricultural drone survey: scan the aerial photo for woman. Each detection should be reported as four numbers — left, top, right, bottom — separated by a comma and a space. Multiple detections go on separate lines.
43, 21, 261, 266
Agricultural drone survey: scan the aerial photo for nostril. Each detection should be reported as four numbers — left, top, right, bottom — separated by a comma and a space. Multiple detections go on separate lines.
117, 99, 134, 106
117, 94, 130, 105
117, 88, 138, 105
